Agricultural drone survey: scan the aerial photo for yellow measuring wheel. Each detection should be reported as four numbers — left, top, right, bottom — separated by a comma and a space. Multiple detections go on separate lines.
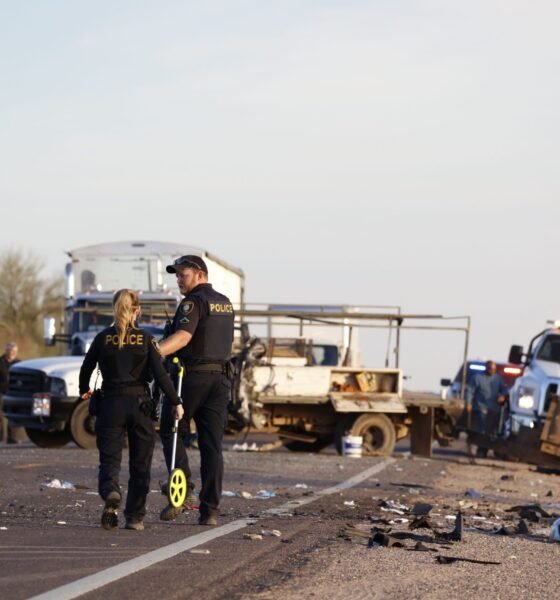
167, 357, 188, 508
168, 467, 187, 508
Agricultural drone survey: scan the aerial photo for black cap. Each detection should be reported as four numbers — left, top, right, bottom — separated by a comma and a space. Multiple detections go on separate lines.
166, 255, 208, 274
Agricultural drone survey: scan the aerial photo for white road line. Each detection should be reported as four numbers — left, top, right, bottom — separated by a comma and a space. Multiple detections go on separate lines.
29, 458, 394, 600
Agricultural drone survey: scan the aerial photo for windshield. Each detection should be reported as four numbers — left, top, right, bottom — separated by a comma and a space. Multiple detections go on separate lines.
536, 334, 560, 364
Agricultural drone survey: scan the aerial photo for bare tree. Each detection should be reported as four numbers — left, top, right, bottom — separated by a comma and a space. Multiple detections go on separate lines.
0, 249, 63, 356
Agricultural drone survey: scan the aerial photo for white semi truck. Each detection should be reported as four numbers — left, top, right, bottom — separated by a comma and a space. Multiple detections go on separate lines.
4, 241, 244, 449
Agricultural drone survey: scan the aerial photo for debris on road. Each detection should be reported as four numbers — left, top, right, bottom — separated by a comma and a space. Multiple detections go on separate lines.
344, 500, 356, 507
256, 490, 276, 499
549, 518, 560, 542
189, 549, 211, 554
435, 555, 501, 565
243, 533, 263, 541
231, 442, 260, 452
465, 488, 482, 499
43, 479, 76, 490
261, 529, 282, 537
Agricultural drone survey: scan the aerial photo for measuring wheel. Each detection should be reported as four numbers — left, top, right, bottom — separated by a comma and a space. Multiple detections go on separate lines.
168, 467, 187, 508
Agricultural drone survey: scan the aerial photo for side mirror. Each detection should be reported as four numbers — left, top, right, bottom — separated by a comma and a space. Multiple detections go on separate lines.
43, 317, 56, 346
440, 378, 452, 387
508, 344, 524, 364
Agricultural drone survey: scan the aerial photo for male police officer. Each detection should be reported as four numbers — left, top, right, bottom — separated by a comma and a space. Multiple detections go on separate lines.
158, 255, 234, 526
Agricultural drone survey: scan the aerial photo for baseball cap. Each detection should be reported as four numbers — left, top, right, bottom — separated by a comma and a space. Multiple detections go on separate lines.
166, 255, 208, 274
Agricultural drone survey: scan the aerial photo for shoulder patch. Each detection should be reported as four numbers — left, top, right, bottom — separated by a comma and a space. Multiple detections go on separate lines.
180, 317, 190, 324
181, 301, 195, 316
151, 337, 161, 354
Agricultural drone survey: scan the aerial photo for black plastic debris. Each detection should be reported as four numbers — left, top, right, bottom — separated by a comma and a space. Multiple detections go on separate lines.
409, 541, 437, 552
368, 532, 405, 548
495, 526, 516, 536
435, 555, 501, 565
411, 502, 433, 516
506, 504, 551, 521
409, 515, 436, 531
546, 490, 553, 497
500, 475, 514, 481
438, 513, 463, 542
517, 519, 530, 535
390, 482, 434, 490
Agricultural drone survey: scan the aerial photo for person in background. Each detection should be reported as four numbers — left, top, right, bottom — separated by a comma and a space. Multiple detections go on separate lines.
468, 360, 508, 458
0, 342, 20, 443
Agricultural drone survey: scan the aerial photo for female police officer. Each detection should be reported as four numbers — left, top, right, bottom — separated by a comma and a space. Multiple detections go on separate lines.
79, 289, 183, 531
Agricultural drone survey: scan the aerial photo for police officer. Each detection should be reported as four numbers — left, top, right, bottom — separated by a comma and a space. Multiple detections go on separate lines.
0, 341, 20, 443
79, 289, 183, 531
158, 255, 234, 526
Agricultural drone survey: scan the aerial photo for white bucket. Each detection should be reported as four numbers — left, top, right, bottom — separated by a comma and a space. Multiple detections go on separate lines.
342, 435, 363, 457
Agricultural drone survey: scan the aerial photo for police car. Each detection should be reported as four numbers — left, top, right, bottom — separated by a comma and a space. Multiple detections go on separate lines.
441, 360, 523, 400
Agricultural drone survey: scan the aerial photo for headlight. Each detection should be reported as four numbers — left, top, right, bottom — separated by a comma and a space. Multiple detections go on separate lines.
49, 377, 67, 397
517, 386, 537, 410
32, 394, 51, 417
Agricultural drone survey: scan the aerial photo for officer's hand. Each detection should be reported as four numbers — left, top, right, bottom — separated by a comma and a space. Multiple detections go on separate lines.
173, 404, 184, 421
81, 390, 92, 400
497, 395, 506, 405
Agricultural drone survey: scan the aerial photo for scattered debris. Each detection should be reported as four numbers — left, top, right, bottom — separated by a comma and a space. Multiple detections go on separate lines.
256, 490, 276, 499
379, 500, 409, 514
390, 482, 434, 490
222, 491, 237, 497
389, 518, 409, 525
0, 527, 7, 531
465, 488, 482, 499
261, 529, 282, 537
344, 501, 356, 507
231, 442, 260, 452
500, 475, 514, 481
438, 513, 463, 542
189, 549, 211, 554
56, 521, 67, 525
506, 504, 551, 521
409, 541, 437, 552
546, 490, 553, 497
411, 502, 433, 516
409, 515, 435, 530
368, 532, 405, 548
550, 518, 560, 542
44, 479, 76, 490
294, 483, 308, 489
239, 491, 252, 499
435, 555, 501, 565
243, 533, 263, 541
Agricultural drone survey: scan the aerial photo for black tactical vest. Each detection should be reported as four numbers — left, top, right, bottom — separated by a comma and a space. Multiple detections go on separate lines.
178, 284, 234, 363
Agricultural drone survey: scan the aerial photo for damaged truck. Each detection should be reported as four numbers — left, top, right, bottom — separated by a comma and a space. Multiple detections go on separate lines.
228, 306, 469, 457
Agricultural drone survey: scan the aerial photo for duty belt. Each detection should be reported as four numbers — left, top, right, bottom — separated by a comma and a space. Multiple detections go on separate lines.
102, 385, 149, 396
186, 363, 226, 374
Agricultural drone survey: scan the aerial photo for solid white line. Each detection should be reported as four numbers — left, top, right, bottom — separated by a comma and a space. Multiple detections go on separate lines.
29, 458, 394, 600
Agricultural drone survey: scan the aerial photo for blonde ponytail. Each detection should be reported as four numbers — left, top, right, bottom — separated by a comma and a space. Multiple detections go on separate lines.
112, 289, 140, 349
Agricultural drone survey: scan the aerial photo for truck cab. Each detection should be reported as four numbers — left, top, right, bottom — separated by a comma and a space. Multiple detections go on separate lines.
508, 323, 560, 432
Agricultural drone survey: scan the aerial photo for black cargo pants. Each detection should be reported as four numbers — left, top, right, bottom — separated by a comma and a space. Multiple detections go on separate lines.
160, 371, 231, 519
96, 394, 155, 521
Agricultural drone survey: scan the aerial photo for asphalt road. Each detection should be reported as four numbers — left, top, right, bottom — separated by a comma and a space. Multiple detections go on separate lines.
1, 436, 560, 600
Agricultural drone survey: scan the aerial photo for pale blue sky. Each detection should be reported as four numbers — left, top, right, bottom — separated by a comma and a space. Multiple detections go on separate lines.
1, 1, 559, 388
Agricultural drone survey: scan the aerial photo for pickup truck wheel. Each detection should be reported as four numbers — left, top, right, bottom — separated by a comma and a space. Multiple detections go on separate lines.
335, 414, 396, 456
70, 400, 97, 449
25, 428, 72, 448
283, 437, 333, 452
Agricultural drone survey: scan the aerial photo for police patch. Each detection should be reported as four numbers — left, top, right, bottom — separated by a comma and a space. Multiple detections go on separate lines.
151, 337, 161, 354
180, 317, 189, 324
181, 301, 194, 316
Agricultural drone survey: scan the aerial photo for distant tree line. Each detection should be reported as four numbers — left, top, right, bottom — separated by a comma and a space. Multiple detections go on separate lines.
0, 248, 63, 358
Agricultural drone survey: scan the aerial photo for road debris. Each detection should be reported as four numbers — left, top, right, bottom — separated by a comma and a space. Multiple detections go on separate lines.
189, 549, 211, 554
231, 442, 260, 452
256, 490, 276, 499
43, 479, 76, 490
435, 555, 501, 565
261, 529, 282, 537
243, 533, 263, 541
465, 488, 482, 499
549, 518, 560, 542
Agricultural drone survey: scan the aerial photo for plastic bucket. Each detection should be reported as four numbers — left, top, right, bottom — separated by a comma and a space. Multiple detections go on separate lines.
342, 435, 363, 457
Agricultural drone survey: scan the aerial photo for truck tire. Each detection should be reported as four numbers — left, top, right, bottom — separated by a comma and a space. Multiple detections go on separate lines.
335, 414, 396, 456
70, 400, 97, 449
283, 437, 333, 453
25, 428, 72, 448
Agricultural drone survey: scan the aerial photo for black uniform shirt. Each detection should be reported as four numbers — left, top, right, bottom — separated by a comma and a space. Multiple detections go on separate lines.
173, 283, 234, 364
0, 355, 20, 395
79, 326, 181, 405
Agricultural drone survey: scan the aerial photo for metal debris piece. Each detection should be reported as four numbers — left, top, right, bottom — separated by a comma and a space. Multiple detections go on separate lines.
261, 529, 282, 537
411, 502, 433, 516
435, 555, 501, 565
243, 533, 263, 541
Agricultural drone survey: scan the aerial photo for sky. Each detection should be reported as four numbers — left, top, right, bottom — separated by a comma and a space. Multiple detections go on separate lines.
1, 0, 559, 390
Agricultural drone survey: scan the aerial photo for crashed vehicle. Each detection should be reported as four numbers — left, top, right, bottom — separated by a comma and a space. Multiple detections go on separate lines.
229, 307, 470, 457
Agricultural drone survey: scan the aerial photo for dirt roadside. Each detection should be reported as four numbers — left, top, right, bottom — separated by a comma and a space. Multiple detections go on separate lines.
240, 454, 560, 600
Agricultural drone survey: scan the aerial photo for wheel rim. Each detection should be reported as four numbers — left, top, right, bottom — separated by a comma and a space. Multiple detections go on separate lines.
360, 425, 386, 454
